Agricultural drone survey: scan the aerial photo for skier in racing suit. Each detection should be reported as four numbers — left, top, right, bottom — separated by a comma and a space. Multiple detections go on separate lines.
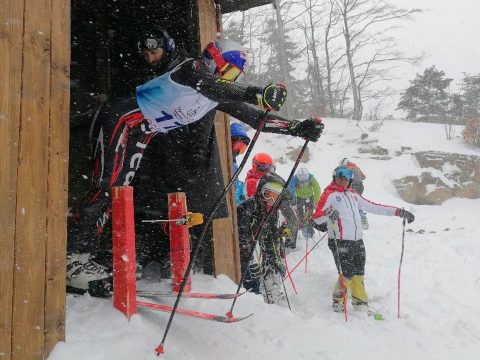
67, 28, 324, 295
237, 173, 294, 304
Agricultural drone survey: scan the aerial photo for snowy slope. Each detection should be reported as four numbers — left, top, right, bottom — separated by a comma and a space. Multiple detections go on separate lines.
49, 118, 480, 360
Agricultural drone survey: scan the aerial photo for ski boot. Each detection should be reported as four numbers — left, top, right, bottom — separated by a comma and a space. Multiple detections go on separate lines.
66, 253, 113, 298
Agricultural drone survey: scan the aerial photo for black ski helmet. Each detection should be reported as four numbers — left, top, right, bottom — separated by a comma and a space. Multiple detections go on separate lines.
137, 26, 175, 54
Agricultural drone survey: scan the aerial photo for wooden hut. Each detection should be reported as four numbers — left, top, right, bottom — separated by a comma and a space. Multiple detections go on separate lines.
0, 0, 270, 359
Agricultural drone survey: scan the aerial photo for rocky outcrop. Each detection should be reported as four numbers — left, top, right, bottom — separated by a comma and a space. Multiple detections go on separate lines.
285, 146, 310, 163
394, 151, 480, 204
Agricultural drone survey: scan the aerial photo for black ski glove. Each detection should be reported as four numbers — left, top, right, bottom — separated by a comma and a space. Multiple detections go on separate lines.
258, 83, 287, 111
288, 116, 324, 142
313, 221, 328, 232
325, 207, 339, 222
398, 209, 415, 223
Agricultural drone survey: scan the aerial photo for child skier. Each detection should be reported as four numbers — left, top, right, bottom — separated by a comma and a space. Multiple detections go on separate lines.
311, 166, 415, 312
287, 167, 321, 244
237, 174, 295, 304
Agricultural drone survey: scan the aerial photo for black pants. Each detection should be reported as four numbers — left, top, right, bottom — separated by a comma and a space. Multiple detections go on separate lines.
68, 98, 160, 254
328, 239, 366, 279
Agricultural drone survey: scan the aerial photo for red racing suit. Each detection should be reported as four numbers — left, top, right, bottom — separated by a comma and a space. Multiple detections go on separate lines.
312, 182, 400, 241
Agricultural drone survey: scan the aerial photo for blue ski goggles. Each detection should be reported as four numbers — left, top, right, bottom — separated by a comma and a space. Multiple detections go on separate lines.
334, 166, 353, 181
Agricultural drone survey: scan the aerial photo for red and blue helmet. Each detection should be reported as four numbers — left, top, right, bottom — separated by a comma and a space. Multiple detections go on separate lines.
203, 39, 247, 82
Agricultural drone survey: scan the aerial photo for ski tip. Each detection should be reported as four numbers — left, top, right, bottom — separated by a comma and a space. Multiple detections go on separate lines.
220, 313, 254, 323
225, 311, 233, 318
155, 344, 165, 355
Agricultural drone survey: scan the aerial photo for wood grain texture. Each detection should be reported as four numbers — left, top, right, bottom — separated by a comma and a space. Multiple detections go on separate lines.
0, 0, 25, 358
11, 0, 52, 357
44, 0, 70, 356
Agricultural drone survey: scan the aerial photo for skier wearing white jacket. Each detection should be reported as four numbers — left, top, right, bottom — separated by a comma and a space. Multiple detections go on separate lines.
311, 165, 415, 312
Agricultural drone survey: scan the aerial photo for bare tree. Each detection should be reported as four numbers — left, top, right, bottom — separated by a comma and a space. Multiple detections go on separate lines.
271, 0, 292, 117
324, 0, 348, 116
300, 0, 327, 115
333, 0, 421, 119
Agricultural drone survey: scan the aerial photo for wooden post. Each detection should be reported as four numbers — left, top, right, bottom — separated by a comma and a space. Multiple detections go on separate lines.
111, 186, 137, 319
44, 0, 71, 356
0, 0, 70, 358
168, 193, 192, 293
197, 0, 242, 283
0, 1, 25, 357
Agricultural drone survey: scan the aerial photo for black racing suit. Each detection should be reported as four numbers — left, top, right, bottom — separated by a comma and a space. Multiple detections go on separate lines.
68, 50, 304, 257
237, 197, 284, 302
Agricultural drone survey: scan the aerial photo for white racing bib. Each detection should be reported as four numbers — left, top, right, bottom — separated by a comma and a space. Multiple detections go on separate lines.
136, 61, 218, 132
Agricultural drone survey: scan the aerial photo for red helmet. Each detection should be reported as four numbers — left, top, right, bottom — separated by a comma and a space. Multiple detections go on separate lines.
252, 153, 275, 172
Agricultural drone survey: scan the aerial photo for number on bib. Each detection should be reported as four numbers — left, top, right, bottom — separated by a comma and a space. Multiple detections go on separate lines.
155, 111, 173, 123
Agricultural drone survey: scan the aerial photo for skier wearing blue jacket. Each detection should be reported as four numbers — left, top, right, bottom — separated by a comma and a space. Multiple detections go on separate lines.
230, 123, 251, 205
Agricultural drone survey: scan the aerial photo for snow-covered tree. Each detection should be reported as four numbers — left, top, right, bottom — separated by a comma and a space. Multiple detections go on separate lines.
397, 66, 452, 120
460, 73, 480, 118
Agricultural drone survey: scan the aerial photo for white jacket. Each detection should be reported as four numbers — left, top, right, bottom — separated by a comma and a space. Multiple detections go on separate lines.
312, 182, 399, 241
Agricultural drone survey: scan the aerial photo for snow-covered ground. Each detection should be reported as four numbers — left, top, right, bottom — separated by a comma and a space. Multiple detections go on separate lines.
49, 118, 480, 360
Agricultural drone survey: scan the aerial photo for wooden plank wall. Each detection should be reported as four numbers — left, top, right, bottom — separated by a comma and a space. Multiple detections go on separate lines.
0, 0, 70, 358
197, 0, 241, 283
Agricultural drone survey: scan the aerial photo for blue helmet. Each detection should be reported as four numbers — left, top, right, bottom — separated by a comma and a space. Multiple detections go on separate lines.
230, 123, 250, 145
333, 166, 353, 181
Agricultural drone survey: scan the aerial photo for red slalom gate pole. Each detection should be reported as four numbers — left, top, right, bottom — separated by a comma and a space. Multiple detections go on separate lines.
398, 216, 406, 318
168, 193, 191, 293
283, 256, 298, 295
283, 233, 327, 281
111, 186, 137, 319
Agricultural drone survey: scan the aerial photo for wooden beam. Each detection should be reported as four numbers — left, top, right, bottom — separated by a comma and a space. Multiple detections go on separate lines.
0, 0, 25, 358
197, 0, 241, 283
11, 0, 52, 358
213, 114, 241, 283
44, 0, 70, 356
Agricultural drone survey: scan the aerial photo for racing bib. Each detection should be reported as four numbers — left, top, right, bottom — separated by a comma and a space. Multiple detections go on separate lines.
136, 61, 218, 132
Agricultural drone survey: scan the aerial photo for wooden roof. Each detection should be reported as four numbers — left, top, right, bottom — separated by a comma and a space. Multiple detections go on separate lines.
216, 0, 272, 13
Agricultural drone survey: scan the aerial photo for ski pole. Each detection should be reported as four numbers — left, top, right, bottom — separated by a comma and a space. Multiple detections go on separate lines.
283, 232, 327, 280
155, 111, 270, 355
283, 254, 298, 294
305, 236, 309, 273
398, 213, 406, 319
332, 221, 348, 322
282, 274, 292, 311
228, 139, 310, 316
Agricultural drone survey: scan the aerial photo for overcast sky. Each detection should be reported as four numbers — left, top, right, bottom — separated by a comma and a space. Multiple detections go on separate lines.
385, 0, 480, 114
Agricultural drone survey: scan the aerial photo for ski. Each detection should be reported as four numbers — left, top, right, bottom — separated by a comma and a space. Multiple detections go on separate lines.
137, 290, 247, 300
137, 300, 253, 323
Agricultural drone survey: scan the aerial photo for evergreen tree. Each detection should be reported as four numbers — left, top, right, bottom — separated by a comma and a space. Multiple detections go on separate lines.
261, 19, 301, 118
460, 73, 480, 118
222, 19, 246, 46
397, 66, 452, 120
448, 93, 464, 118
